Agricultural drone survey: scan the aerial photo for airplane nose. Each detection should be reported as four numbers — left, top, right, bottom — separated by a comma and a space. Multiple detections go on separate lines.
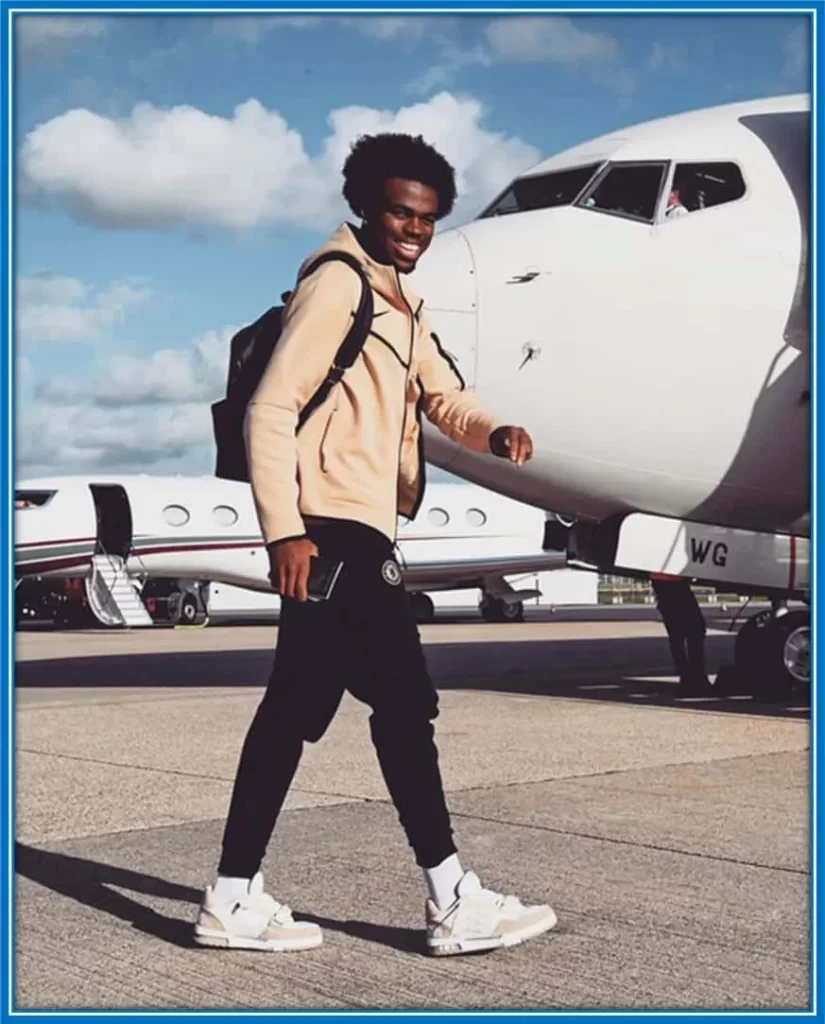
407, 227, 478, 385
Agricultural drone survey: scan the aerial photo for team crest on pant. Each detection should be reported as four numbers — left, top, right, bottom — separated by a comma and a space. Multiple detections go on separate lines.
381, 559, 402, 586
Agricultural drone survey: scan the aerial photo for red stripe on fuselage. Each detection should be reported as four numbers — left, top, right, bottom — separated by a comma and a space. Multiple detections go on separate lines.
16, 536, 96, 550
16, 554, 94, 575
134, 540, 266, 557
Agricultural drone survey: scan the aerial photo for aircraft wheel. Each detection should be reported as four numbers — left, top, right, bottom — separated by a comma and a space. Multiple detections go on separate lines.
735, 609, 808, 700
480, 596, 524, 623
177, 592, 200, 625
781, 613, 811, 687
410, 592, 435, 624
500, 600, 525, 622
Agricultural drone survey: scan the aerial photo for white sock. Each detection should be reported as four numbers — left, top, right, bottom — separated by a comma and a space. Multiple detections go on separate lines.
424, 854, 464, 910
213, 875, 251, 902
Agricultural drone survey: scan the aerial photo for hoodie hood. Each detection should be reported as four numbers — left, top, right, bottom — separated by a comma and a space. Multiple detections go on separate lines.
297, 223, 423, 315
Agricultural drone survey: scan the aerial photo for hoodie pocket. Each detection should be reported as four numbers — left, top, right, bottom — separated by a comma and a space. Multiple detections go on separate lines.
318, 393, 339, 474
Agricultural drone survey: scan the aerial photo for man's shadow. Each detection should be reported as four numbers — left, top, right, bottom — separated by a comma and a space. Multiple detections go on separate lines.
14, 843, 421, 953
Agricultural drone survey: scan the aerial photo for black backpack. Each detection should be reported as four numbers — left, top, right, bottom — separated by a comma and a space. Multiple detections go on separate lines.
211, 251, 373, 482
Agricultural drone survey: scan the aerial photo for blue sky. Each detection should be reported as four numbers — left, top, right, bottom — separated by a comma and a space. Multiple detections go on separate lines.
14, 7, 810, 480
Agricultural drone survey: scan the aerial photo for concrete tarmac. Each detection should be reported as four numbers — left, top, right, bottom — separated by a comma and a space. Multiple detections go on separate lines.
14, 611, 810, 1011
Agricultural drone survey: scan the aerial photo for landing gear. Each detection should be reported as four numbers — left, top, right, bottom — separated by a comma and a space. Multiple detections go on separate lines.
410, 592, 436, 624
479, 595, 524, 623
177, 592, 200, 626
782, 614, 811, 685
734, 605, 809, 700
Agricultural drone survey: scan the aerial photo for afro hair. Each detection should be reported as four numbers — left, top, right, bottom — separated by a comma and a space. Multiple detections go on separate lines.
342, 133, 457, 221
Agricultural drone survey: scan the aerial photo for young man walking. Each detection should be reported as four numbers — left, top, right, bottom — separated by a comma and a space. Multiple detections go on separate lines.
194, 133, 557, 956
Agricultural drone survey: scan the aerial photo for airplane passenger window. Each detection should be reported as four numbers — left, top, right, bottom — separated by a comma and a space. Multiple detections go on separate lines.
162, 504, 190, 527
466, 508, 487, 528
212, 505, 239, 527
665, 162, 746, 217
480, 164, 602, 218
428, 508, 449, 528
576, 162, 667, 223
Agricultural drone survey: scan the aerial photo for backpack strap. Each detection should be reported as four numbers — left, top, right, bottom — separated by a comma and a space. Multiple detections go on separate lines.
295, 250, 373, 432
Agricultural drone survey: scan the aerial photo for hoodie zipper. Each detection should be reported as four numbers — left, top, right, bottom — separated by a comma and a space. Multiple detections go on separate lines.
393, 268, 416, 545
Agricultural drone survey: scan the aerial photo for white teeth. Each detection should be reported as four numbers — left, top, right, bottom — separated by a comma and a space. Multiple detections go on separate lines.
398, 243, 420, 255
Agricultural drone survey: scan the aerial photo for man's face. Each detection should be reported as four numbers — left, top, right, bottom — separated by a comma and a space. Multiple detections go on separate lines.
365, 177, 438, 273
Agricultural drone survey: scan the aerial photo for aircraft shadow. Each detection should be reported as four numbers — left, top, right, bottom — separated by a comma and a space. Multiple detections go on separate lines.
686, 345, 809, 533
15, 632, 808, 721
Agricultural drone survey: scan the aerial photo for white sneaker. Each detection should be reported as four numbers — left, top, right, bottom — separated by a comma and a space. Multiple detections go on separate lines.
426, 870, 557, 956
193, 873, 322, 951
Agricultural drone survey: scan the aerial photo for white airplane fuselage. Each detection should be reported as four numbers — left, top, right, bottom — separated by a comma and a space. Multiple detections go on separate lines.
15, 474, 563, 595
409, 94, 809, 574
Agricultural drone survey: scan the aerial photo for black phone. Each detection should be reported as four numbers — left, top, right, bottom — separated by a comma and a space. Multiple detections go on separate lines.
306, 554, 344, 602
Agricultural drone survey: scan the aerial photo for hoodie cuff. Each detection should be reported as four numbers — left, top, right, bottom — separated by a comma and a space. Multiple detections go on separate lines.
266, 533, 309, 549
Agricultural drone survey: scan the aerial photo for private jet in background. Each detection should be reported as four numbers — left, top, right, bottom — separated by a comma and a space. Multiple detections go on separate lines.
14, 475, 566, 628
407, 92, 811, 694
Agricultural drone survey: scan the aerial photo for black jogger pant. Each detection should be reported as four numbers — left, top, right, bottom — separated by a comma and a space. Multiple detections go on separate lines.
218, 519, 457, 878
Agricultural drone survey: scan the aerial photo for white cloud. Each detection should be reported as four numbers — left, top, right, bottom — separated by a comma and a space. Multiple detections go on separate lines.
16, 273, 151, 344
408, 45, 493, 96
19, 324, 239, 475
20, 92, 540, 232
212, 14, 443, 45
17, 398, 216, 475
781, 23, 809, 87
36, 325, 237, 407
16, 15, 108, 51
20, 100, 314, 231
648, 41, 689, 72
483, 16, 618, 65
596, 66, 635, 100
17, 273, 90, 307
410, 17, 626, 96
211, 14, 322, 43
17, 355, 32, 385
345, 16, 445, 40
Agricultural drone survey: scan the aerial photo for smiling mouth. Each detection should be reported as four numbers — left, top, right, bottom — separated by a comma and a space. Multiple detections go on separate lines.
394, 240, 423, 261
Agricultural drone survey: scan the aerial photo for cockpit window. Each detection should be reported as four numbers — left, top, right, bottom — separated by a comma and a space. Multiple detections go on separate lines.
15, 489, 56, 509
664, 162, 746, 218
576, 162, 667, 223
480, 163, 602, 218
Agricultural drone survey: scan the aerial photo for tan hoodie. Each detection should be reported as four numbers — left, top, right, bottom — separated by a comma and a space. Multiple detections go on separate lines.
244, 223, 503, 546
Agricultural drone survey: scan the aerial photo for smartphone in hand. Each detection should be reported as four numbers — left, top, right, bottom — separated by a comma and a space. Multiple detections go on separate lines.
306, 554, 344, 602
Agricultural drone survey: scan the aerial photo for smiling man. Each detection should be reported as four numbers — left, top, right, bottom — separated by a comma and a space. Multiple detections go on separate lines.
194, 133, 555, 957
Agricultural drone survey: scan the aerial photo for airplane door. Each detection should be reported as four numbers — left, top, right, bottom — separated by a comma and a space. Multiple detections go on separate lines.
89, 484, 133, 559
407, 228, 479, 385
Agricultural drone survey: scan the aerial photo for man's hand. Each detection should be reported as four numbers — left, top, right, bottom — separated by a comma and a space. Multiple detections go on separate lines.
267, 537, 319, 602
489, 425, 533, 466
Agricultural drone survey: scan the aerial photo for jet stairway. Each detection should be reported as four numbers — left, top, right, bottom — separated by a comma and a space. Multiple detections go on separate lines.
86, 553, 153, 628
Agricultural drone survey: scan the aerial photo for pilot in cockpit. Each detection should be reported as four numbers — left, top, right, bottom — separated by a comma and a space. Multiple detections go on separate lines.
665, 185, 690, 219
